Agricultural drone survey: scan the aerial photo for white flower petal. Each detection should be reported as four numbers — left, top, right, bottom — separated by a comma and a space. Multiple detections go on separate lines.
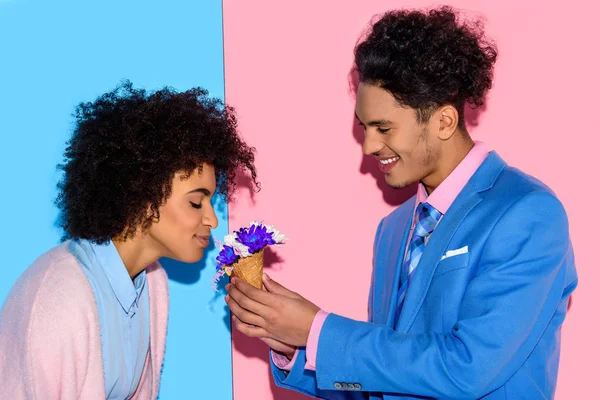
263, 225, 288, 244
223, 233, 238, 247
272, 232, 288, 243
231, 240, 251, 257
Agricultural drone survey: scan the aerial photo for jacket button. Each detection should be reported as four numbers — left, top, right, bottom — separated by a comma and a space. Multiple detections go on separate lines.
334, 382, 342, 390
341, 383, 348, 390
354, 383, 362, 390
347, 383, 355, 390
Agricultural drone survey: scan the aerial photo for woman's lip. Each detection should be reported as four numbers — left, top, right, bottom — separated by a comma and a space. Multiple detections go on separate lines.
194, 235, 209, 247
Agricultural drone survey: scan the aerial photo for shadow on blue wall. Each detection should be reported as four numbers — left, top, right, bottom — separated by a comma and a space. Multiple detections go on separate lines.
161, 237, 216, 284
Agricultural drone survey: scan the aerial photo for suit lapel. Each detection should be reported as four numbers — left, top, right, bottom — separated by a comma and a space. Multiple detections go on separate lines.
381, 204, 415, 328
395, 192, 482, 332
395, 151, 507, 332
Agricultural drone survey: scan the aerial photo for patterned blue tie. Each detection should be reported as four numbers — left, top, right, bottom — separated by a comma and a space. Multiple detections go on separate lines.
394, 202, 442, 325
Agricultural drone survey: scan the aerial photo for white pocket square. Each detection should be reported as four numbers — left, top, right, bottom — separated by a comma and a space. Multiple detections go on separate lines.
440, 246, 469, 261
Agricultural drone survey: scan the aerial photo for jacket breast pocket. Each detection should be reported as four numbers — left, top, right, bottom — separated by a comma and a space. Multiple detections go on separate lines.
432, 253, 471, 332
433, 252, 470, 278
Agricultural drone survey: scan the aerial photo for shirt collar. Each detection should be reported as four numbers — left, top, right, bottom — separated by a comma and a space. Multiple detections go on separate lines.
417, 141, 491, 214
92, 240, 146, 314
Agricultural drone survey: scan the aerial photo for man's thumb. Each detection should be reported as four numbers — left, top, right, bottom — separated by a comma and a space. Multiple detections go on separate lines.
263, 273, 297, 297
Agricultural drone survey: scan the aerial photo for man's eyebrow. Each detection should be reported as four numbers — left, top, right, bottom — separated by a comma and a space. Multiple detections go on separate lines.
355, 113, 393, 126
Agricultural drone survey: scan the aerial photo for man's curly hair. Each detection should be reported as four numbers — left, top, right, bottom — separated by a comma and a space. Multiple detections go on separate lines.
354, 6, 498, 128
55, 80, 258, 244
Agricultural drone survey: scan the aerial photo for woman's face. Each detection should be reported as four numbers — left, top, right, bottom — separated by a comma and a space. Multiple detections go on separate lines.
147, 163, 218, 263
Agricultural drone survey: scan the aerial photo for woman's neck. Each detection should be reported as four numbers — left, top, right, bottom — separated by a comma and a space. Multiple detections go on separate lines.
112, 233, 161, 280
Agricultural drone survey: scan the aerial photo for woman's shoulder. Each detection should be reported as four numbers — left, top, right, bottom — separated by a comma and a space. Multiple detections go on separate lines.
0, 242, 101, 361
7, 242, 96, 311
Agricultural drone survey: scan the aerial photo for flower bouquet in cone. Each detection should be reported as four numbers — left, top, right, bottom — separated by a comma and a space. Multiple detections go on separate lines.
211, 222, 287, 290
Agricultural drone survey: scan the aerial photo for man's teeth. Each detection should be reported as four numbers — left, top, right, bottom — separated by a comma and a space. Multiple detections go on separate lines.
380, 157, 399, 165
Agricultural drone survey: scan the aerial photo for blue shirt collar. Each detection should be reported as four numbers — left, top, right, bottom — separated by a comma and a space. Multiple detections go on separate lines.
91, 240, 147, 314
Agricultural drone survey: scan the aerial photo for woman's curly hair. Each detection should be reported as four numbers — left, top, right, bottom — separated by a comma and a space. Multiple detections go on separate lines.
354, 6, 498, 128
55, 80, 258, 244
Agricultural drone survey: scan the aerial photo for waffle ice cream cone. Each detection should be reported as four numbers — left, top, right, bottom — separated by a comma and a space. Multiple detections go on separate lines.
232, 249, 264, 289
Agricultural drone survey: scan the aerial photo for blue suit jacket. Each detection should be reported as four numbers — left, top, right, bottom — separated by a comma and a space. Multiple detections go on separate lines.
271, 152, 577, 399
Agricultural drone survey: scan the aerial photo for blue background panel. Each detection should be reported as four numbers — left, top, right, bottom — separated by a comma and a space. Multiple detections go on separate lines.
0, 1, 232, 398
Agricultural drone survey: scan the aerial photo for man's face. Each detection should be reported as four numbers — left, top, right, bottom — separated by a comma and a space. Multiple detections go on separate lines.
355, 82, 440, 189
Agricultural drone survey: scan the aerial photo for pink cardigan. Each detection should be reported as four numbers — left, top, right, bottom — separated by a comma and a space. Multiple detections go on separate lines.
0, 242, 169, 399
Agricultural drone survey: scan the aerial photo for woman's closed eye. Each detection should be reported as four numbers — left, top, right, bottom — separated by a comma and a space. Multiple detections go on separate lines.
190, 201, 202, 209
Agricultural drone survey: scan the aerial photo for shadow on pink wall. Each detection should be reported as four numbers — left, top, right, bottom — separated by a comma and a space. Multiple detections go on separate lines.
347, 67, 416, 206
229, 246, 309, 399
232, 331, 310, 400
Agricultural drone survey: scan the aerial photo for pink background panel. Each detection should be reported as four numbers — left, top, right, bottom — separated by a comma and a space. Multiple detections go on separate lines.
223, 1, 599, 399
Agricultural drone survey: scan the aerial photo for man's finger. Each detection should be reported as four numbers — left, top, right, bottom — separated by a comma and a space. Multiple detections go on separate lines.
263, 274, 301, 299
226, 294, 266, 328
232, 314, 270, 338
231, 277, 277, 305
227, 282, 273, 317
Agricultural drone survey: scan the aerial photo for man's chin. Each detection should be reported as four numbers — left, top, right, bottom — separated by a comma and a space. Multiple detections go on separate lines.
384, 175, 415, 190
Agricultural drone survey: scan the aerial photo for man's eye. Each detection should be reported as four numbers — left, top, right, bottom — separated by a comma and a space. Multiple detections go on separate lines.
190, 201, 202, 209
377, 127, 391, 133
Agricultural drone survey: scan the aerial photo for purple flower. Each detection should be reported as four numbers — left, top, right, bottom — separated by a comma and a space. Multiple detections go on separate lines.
235, 224, 276, 254
216, 245, 239, 269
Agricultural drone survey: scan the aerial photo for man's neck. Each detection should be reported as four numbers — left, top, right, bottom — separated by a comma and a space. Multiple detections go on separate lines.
422, 136, 475, 195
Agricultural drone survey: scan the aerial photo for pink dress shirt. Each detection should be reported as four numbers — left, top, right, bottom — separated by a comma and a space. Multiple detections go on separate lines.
273, 141, 490, 371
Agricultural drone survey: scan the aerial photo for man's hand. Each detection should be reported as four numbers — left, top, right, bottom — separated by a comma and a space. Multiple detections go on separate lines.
254, 331, 297, 360
225, 273, 320, 347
